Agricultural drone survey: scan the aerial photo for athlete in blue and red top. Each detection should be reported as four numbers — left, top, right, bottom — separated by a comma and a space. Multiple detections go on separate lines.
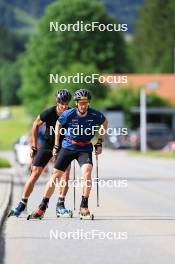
31, 89, 108, 219
58, 105, 106, 152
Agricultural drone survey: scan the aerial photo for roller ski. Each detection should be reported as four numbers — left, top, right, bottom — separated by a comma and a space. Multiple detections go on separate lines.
8, 208, 22, 218
8, 202, 26, 218
79, 208, 94, 220
56, 205, 73, 218
27, 209, 45, 220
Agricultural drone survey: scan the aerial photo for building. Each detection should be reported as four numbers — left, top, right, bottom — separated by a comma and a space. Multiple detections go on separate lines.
103, 74, 175, 130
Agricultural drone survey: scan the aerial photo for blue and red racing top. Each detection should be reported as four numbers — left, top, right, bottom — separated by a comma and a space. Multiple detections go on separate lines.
58, 107, 106, 152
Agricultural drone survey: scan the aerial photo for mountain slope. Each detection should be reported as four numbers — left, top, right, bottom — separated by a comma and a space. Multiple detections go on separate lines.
0, 0, 144, 34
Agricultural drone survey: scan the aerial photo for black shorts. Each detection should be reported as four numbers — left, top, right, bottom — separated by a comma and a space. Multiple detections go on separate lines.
32, 141, 53, 168
54, 148, 93, 172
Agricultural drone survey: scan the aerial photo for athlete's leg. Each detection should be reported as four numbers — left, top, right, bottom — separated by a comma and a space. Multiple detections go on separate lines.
8, 147, 52, 217
59, 165, 71, 196
22, 166, 44, 198
23, 146, 52, 198
79, 163, 93, 216
8, 166, 45, 217
76, 152, 93, 213
81, 163, 93, 197
56, 165, 71, 215
34, 148, 75, 215
43, 168, 64, 198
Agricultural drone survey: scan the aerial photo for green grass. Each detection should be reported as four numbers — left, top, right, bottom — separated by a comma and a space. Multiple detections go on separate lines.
0, 106, 31, 150
128, 150, 175, 159
0, 158, 11, 168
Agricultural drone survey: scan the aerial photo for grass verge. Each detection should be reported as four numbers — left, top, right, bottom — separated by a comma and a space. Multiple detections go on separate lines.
0, 106, 31, 150
128, 150, 175, 159
0, 158, 11, 168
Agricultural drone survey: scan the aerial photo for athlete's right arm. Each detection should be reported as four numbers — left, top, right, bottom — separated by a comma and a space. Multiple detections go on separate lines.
30, 116, 43, 158
55, 120, 62, 146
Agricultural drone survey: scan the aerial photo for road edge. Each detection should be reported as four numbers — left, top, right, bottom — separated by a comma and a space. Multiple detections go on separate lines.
0, 172, 13, 230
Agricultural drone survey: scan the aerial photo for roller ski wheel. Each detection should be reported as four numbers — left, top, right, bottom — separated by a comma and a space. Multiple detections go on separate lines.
27, 209, 45, 220
79, 208, 94, 220
56, 207, 73, 218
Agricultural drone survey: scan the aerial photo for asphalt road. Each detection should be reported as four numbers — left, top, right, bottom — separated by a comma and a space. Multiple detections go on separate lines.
1, 149, 175, 264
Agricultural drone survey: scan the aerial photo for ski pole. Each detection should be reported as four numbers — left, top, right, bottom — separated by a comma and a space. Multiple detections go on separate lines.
73, 160, 76, 210
96, 154, 99, 207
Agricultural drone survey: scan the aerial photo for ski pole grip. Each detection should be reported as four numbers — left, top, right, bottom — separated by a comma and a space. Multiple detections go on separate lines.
94, 142, 102, 151
31, 146, 37, 156
53, 144, 60, 155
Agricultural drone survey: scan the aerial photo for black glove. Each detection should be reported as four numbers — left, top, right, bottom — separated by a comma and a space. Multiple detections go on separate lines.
52, 144, 60, 157
94, 142, 102, 151
30, 146, 37, 158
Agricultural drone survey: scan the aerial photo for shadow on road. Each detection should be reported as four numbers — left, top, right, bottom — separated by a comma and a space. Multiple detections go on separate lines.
3, 179, 48, 187
0, 227, 5, 264
101, 177, 175, 182
5, 232, 175, 240
94, 215, 175, 220
8, 215, 175, 221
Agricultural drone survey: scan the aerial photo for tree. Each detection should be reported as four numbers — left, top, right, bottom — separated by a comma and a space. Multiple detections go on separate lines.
0, 23, 25, 61
20, 0, 130, 116
47, 63, 109, 110
0, 0, 52, 33
0, 59, 21, 105
134, 0, 175, 72
0, 23, 24, 105
101, 0, 145, 33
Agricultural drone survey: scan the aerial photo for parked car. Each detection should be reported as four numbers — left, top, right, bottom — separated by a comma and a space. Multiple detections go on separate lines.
105, 133, 130, 149
14, 136, 30, 166
103, 109, 130, 149
129, 123, 174, 150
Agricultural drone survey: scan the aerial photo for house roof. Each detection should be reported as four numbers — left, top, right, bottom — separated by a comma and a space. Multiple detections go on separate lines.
104, 74, 175, 105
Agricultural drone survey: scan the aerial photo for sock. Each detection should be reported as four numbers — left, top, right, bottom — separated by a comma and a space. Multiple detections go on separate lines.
16, 201, 26, 212
21, 198, 28, 205
80, 196, 88, 208
57, 196, 65, 207
39, 197, 49, 211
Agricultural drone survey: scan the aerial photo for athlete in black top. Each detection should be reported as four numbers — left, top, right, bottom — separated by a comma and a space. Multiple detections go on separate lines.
8, 89, 72, 217
32, 105, 65, 168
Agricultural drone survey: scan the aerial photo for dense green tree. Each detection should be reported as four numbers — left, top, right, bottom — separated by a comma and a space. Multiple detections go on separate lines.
0, 0, 52, 32
0, 23, 24, 105
20, 0, 130, 116
102, 0, 144, 33
0, 59, 21, 105
0, 23, 25, 60
134, 0, 175, 72
47, 63, 109, 110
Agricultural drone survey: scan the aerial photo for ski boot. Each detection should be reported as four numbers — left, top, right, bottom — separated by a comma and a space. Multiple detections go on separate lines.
79, 208, 94, 220
27, 209, 45, 220
56, 205, 73, 218
8, 202, 26, 218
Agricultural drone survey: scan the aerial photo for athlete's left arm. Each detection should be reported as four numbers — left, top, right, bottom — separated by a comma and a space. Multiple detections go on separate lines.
97, 118, 108, 143
95, 118, 108, 155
